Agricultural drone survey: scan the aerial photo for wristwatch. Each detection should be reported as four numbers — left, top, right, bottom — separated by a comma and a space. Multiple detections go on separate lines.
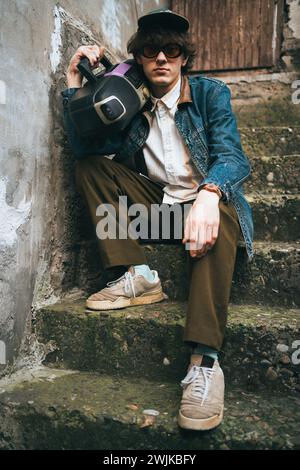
200, 183, 222, 199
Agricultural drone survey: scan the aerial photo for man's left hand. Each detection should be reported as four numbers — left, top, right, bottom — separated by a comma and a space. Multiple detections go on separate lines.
182, 190, 220, 258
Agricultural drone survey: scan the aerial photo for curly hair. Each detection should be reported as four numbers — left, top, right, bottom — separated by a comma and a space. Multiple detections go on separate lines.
127, 25, 196, 74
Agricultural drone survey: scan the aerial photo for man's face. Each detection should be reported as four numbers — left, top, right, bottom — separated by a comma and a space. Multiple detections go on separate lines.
136, 42, 188, 96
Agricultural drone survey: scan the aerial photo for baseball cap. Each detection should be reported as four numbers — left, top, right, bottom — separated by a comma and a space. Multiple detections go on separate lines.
138, 8, 190, 33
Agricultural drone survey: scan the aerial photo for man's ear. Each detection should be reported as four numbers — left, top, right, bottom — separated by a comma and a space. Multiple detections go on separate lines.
182, 56, 189, 67
136, 54, 143, 65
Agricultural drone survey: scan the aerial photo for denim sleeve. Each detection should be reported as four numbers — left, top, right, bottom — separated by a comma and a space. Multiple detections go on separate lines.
198, 84, 251, 202
61, 88, 123, 159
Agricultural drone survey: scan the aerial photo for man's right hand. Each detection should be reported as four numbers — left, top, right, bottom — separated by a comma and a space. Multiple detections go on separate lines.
66, 44, 105, 88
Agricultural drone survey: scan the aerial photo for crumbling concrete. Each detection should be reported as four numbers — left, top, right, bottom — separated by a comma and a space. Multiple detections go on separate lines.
0, 367, 299, 450
0, 0, 168, 376
282, 0, 300, 70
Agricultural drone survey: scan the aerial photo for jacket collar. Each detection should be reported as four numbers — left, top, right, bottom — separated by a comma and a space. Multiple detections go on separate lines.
178, 75, 192, 106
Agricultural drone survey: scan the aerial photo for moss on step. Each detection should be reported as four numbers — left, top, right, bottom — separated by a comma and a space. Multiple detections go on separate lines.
234, 98, 300, 128
239, 127, 300, 157
0, 368, 299, 450
245, 155, 300, 195
35, 301, 300, 391
232, 242, 300, 308
246, 194, 300, 241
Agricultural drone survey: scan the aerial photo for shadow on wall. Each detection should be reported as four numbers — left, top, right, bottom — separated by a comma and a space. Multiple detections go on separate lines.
0, 341, 6, 366
48, 7, 125, 300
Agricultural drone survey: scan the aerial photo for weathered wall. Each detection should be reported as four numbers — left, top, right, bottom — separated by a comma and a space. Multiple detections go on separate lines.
0, 0, 168, 375
282, 0, 300, 71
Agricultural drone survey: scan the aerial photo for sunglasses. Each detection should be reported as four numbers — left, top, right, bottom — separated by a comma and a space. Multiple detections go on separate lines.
140, 43, 184, 59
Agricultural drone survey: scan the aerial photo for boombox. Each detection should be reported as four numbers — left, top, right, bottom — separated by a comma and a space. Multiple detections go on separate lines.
68, 55, 150, 138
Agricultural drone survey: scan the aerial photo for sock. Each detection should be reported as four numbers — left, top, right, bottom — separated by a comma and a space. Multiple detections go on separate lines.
133, 264, 155, 282
193, 343, 219, 361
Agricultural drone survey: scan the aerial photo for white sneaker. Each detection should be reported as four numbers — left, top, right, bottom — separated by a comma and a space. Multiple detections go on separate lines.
86, 266, 166, 310
178, 355, 224, 431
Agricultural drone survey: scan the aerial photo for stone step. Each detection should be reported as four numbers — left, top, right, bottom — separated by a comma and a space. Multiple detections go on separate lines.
35, 301, 300, 391
245, 154, 300, 194
74, 241, 300, 306
232, 241, 300, 307
78, 191, 300, 242
239, 127, 300, 157
145, 242, 300, 306
233, 93, 300, 128
245, 194, 300, 241
0, 368, 299, 449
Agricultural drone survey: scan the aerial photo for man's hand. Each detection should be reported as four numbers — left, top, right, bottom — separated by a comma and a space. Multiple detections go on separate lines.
66, 44, 105, 88
182, 189, 220, 258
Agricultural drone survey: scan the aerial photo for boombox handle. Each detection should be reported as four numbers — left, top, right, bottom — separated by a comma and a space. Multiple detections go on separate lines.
77, 55, 114, 84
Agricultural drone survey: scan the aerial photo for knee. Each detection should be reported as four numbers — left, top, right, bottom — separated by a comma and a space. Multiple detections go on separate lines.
219, 201, 241, 241
220, 201, 238, 223
75, 155, 112, 191
75, 158, 92, 192
76, 155, 109, 175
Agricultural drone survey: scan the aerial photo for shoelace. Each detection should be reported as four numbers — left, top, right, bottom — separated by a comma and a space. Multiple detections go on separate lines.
181, 365, 215, 406
106, 271, 136, 297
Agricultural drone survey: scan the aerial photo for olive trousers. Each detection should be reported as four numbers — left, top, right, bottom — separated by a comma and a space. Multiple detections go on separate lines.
75, 155, 241, 351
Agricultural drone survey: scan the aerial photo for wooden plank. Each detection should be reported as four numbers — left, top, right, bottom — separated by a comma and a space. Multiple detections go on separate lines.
245, 0, 253, 68
191, 0, 200, 70
251, 0, 261, 68
224, 0, 233, 70
273, 0, 285, 65
218, 0, 224, 70
259, 0, 273, 66
201, 0, 211, 70
232, 0, 238, 69
210, 0, 217, 69
225, 0, 230, 68
230, 0, 238, 69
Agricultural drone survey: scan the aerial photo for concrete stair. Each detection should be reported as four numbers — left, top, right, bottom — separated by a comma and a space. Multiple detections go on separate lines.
148, 241, 300, 306
0, 368, 299, 450
1, 114, 299, 449
74, 241, 300, 306
239, 126, 300, 157
245, 154, 300, 195
35, 301, 300, 391
246, 194, 299, 241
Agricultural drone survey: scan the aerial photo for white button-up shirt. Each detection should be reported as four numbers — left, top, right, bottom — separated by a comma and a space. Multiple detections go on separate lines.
143, 77, 203, 204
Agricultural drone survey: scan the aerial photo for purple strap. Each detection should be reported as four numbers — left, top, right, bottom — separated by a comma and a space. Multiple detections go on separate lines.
105, 63, 131, 77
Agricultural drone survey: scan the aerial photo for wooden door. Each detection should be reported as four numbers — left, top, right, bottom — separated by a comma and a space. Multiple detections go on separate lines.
171, 0, 284, 72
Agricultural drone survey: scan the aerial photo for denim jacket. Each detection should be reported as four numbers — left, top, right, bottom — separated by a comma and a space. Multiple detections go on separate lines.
62, 75, 254, 259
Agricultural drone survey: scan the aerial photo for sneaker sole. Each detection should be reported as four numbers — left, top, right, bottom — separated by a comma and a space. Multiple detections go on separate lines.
177, 406, 224, 431
85, 290, 167, 311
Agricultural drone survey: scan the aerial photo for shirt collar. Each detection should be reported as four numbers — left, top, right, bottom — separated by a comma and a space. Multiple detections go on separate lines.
150, 76, 181, 112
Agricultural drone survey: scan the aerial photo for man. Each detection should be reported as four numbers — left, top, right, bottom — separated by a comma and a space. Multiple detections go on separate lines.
62, 9, 253, 431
